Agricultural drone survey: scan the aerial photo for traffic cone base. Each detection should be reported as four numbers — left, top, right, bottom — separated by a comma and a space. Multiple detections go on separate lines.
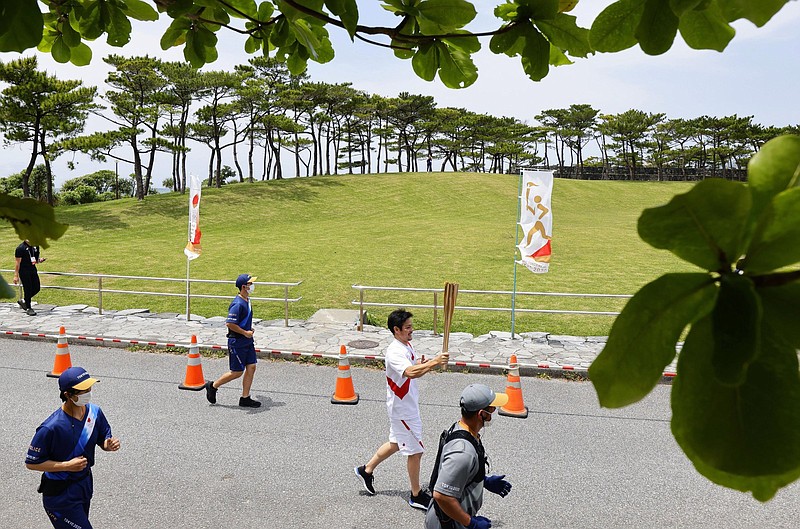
179, 335, 206, 391
332, 345, 359, 405
498, 402, 529, 418
499, 354, 528, 419
48, 326, 73, 378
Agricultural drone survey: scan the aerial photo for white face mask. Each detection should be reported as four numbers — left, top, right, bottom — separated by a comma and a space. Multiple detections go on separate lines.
247, 283, 255, 294
480, 410, 493, 428
72, 391, 92, 407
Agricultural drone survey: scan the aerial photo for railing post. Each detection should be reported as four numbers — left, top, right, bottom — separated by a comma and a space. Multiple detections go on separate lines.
284, 285, 289, 327
358, 289, 364, 332
433, 291, 438, 335
98, 276, 103, 315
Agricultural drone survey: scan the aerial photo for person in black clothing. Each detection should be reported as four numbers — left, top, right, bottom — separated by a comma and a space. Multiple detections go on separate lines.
14, 239, 45, 316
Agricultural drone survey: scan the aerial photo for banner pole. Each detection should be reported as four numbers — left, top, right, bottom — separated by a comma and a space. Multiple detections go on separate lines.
186, 256, 191, 321
511, 170, 523, 339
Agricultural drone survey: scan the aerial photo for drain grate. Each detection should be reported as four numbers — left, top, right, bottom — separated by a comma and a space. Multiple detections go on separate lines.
347, 339, 380, 350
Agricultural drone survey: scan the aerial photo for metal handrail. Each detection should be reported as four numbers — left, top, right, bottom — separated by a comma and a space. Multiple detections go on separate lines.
1, 269, 302, 326
351, 284, 631, 333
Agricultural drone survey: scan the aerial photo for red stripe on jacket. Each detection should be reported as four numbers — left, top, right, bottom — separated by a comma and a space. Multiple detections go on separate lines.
387, 376, 411, 399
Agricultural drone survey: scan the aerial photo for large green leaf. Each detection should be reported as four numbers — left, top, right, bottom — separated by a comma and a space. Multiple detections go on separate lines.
411, 41, 437, 81
520, 0, 560, 20
590, 0, 646, 53
494, 3, 520, 22
122, 0, 160, 21
290, 19, 322, 59
161, 17, 191, 49
672, 316, 800, 501
69, 42, 93, 66
61, 19, 82, 48
0, 275, 14, 299
744, 188, 800, 273
490, 23, 527, 56
636, 0, 679, 55
520, 25, 550, 81
257, 1, 275, 21
222, 0, 259, 19
75, 1, 105, 40
670, 0, 704, 16
638, 178, 751, 271
51, 37, 72, 63
549, 44, 573, 66
416, 0, 476, 33
717, 0, 789, 27
535, 13, 592, 58
106, 3, 133, 46
0, 0, 44, 52
747, 135, 800, 215
710, 274, 760, 386
326, 0, 359, 38
678, 1, 735, 51
589, 273, 717, 408
0, 194, 69, 249
442, 33, 479, 54
759, 282, 800, 350
436, 40, 478, 88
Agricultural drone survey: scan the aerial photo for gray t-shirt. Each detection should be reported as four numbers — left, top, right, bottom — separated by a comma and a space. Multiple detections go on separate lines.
424, 424, 484, 529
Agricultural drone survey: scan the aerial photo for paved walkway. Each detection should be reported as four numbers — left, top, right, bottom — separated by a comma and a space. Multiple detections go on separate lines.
0, 301, 678, 377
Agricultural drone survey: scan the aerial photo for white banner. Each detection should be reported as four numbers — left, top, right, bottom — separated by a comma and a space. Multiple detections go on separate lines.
517, 170, 554, 274
184, 175, 202, 260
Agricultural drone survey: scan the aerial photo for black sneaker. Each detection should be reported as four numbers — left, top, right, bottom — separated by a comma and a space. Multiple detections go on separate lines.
409, 489, 432, 511
354, 465, 375, 495
17, 300, 25, 310
239, 396, 261, 408
26, 308, 36, 316
205, 381, 217, 404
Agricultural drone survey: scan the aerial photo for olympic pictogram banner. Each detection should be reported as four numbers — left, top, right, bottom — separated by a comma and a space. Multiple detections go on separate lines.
517, 170, 554, 273
184, 175, 202, 260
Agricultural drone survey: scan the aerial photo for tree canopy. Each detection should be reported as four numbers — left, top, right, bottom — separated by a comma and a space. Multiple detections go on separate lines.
0, 1, 793, 87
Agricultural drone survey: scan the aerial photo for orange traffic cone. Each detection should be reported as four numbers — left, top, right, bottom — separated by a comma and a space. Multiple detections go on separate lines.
331, 345, 359, 405
179, 335, 206, 391
499, 354, 528, 418
47, 327, 73, 378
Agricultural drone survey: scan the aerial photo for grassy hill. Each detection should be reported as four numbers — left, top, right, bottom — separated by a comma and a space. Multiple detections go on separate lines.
1, 172, 696, 336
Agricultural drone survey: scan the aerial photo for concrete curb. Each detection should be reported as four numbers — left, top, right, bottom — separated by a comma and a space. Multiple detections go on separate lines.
1, 327, 676, 384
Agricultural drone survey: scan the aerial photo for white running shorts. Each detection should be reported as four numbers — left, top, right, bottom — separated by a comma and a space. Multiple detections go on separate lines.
389, 416, 424, 455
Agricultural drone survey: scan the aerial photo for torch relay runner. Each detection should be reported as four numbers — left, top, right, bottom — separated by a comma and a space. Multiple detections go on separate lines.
355, 309, 449, 510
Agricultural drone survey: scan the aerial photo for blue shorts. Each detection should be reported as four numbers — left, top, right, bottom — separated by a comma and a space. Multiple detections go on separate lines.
228, 340, 257, 371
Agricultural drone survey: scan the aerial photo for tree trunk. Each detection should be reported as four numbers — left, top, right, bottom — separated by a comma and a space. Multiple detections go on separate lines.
39, 134, 54, 205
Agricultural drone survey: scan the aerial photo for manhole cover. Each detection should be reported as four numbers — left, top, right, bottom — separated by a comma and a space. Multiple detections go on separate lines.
348, 339, 380, 350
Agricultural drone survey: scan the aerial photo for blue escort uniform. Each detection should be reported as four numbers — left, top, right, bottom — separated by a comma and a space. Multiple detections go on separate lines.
226, 294, 257, 370
26, 403, 112, 529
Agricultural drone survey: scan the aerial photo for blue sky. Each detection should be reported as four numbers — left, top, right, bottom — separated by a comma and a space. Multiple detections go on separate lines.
1, 1, 799, 186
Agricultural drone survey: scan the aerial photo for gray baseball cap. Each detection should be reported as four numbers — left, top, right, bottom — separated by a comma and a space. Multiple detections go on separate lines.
459, 384, 509, 412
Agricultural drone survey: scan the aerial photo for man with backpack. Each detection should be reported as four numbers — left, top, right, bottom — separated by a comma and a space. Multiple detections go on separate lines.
425, 384, 513, 529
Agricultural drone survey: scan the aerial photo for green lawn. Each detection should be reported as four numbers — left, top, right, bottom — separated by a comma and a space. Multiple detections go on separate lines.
1, 172, 696, 336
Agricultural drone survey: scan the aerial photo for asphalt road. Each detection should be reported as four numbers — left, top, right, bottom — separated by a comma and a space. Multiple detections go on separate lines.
2, 338, 798, 528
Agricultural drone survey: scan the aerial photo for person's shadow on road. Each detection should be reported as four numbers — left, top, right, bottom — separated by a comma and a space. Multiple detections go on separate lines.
208, 395, 284, 415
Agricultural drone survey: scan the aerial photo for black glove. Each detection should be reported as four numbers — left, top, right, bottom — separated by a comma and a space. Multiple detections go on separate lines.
484, 474, 512, 497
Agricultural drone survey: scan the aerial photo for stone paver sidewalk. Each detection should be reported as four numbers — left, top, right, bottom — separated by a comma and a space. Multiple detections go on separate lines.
0, 301, 678, 377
